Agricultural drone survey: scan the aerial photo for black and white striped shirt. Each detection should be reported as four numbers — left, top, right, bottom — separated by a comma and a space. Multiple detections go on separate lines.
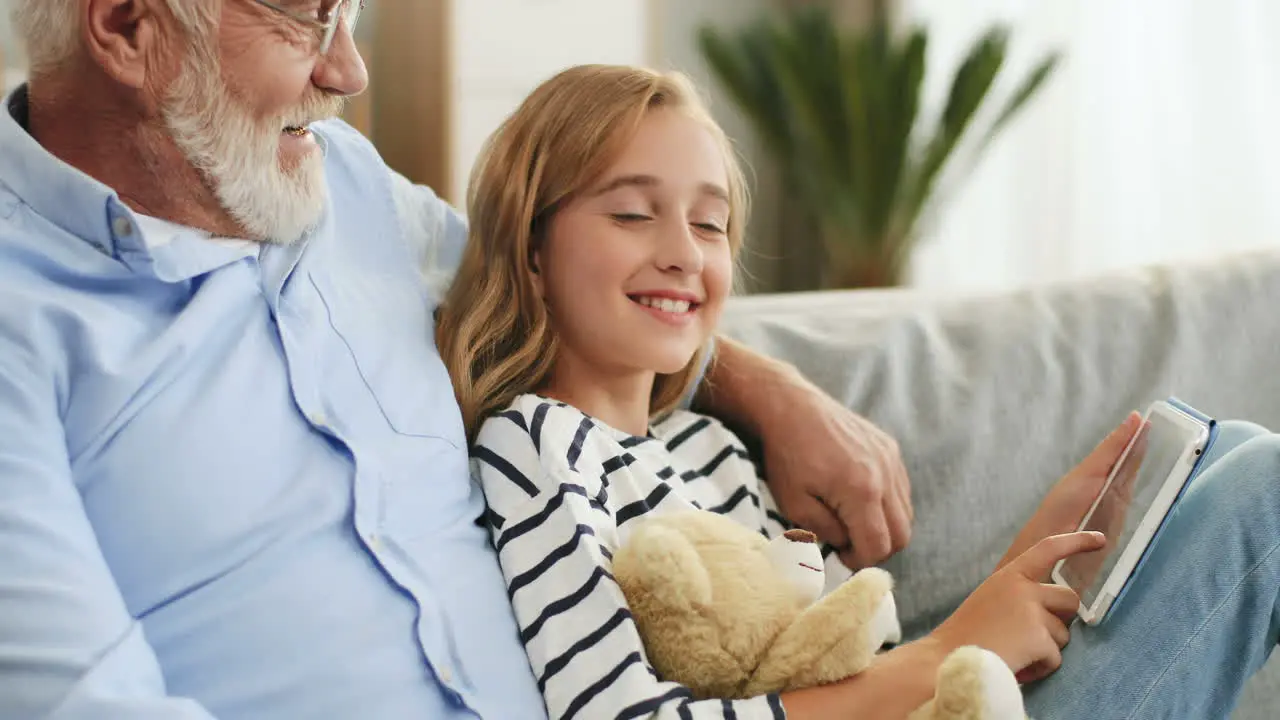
472, 394, 852, 720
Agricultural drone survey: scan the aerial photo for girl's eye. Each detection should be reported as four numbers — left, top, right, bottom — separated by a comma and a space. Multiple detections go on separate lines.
694, 222, 727, 234
611, 213, 652, 224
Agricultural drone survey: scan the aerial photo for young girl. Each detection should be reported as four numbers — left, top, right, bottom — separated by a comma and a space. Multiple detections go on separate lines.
436, 64, 862, 718
437, 64, 1280, 720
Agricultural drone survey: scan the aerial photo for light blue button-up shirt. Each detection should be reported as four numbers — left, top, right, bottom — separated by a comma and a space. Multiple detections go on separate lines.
0, 85, 547, 719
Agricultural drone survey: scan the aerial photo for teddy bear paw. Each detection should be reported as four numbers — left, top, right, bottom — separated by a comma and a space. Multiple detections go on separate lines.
934, 646, 1026, 719
867, 587, 903, 652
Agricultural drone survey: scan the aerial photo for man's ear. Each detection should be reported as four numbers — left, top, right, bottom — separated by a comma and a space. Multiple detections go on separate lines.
84, 0, 166, 89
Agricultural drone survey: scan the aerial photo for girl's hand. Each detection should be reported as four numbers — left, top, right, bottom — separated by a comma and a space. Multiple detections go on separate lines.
929, 531, 1106, 682
996, 412, 1142, 572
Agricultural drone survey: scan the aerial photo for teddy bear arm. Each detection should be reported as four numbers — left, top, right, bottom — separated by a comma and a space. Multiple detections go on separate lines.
743, 611, 876, 697
742, 568, 897, 697
637, 615, 754, 700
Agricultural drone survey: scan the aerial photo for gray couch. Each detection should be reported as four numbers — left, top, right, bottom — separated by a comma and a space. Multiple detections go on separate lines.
719, 250, 1280, 718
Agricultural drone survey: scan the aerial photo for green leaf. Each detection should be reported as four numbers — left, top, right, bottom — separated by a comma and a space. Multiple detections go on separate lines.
981, 52, 1061, 149
697, 25, 791, 160
768, 8, 861, 227
942, 27, 1008, 136
903, 26, 1008, 226
877, 29, 926, 245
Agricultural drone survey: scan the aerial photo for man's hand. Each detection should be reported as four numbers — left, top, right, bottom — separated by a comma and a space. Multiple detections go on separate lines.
996, 411, 1142, 573
758, 384, 912, 569
696, 337, 913, 569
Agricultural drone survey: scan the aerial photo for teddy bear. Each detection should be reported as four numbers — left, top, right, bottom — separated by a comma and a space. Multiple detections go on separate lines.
612, 510, 1029, 719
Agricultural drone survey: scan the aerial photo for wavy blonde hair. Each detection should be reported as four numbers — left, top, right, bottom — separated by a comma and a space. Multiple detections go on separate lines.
436, 64, 749, 443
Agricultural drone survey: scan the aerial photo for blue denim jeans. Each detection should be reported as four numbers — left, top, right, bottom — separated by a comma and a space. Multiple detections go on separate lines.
1023, 420, 1280, 719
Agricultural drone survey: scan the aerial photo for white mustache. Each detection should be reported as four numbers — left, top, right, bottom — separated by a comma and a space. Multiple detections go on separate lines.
281, 97, 347, 129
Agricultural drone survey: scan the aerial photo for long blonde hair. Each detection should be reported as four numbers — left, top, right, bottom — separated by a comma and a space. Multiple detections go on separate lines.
436, 64, 750, 443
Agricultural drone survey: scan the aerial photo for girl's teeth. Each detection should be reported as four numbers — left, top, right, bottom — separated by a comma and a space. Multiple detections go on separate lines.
637, 297, 692, 313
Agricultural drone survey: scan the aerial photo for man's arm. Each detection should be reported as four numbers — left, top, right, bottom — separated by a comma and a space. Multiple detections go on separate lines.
693, 335, 914, 569
689, 335, 802, 439
0, 338, 217, 719
386, 169, 467, 302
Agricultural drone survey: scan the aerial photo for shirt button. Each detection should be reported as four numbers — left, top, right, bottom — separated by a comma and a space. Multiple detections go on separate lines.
112, 216, 134, 237
309, 411, 327, 427
367, 534, 382, 551
439, 666, 453, 684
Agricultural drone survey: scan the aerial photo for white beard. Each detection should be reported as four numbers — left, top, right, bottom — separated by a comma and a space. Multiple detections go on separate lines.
161, 46, 343, 244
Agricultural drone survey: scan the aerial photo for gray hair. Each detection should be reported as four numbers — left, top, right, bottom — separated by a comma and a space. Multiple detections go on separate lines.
11, 0, 218, 75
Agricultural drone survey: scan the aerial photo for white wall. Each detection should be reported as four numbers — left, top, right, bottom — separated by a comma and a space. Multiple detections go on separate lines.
0, 3, 23, 94
904, 0, 1280, 292
449, 0, 652, 203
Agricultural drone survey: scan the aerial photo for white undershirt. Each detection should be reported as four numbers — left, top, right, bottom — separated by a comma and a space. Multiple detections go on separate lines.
131, 212, 259, 254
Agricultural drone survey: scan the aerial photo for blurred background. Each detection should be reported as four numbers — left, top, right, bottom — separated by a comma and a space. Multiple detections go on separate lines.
4, 0, 1280, 294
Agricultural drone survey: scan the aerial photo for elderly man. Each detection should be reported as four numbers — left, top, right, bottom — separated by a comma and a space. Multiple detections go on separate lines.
0, 1, 911, 718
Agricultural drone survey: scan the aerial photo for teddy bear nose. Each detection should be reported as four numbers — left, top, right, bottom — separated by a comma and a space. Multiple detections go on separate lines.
782, 529, 818, 544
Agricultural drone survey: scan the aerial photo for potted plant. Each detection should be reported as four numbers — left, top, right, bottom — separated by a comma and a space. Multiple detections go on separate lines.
698, 2, 1060, 288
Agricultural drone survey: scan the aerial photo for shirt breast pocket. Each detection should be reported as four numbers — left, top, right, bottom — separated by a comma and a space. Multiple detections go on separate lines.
309, 268, 464, 447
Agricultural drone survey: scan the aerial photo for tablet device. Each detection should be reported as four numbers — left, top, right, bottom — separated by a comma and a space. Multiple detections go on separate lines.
1050, 398, 1215, 625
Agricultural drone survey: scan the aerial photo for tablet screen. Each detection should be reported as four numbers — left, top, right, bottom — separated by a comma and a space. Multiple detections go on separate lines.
1056, 412, 1192, 608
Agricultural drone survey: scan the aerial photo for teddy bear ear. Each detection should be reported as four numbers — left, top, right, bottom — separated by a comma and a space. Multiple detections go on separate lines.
614, 520, 714, 611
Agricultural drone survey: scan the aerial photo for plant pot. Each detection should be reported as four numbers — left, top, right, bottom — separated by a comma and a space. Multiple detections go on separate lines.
820, 232, 911, 289
822, 258, 903, 289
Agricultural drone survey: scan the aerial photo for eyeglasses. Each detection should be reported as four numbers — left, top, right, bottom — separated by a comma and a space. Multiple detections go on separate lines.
249, 0, 367, 56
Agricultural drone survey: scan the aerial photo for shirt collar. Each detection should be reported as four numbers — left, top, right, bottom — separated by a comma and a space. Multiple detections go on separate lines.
125, 213, 262, 283
0, 84, 127, 256
0, 84, 287, 282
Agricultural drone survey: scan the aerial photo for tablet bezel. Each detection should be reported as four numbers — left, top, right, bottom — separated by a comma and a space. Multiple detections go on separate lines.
1050, 401, 1210, 625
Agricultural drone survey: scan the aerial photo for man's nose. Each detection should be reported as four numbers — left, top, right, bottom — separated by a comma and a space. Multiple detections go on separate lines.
312, 21, 369, 97
656, 219, 704, 274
